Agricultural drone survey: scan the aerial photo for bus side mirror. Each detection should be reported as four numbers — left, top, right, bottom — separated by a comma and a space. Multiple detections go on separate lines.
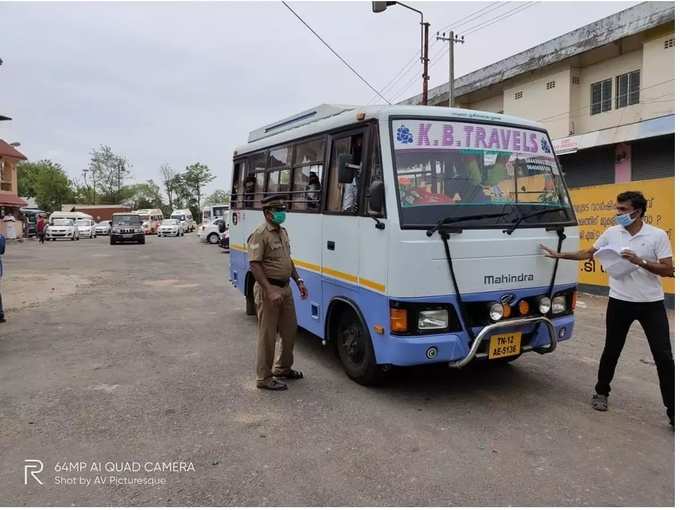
368, 181, 385, 212
337, 154, 357, 184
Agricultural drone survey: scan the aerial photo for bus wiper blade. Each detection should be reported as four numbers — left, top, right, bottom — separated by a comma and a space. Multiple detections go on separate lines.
426, 213, 510, 237
503, 207, 568, 236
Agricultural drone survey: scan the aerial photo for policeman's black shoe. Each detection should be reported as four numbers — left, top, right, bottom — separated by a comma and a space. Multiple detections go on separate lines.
257, 380, 288, 391
0, 318, 6, 323
274, 369, 304, 380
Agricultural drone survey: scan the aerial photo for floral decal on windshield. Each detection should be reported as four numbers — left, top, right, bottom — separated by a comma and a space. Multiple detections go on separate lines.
396, 125, 414, 144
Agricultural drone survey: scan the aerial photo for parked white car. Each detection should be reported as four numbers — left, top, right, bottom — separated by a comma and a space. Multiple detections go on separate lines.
157, 218, 185, 237
199, 217, 226, 244
75, 219, 97, 238
95, 221, 111, 236
45, 218, 79, 241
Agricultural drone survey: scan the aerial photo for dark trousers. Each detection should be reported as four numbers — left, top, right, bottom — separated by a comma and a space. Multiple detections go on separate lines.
596, 297, 674, 417
38, 232, 45, 244
0, 286, 4, 319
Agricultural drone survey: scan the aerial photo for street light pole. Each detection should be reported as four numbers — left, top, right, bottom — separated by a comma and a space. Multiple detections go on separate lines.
372, 1, 430, 105
436, 31, 464, 107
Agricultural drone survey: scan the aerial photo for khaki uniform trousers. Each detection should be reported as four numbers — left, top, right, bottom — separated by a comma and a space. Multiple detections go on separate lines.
254, 282, 298, 384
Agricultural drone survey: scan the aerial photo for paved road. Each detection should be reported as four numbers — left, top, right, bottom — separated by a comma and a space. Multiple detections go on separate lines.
0, 235, 674, 505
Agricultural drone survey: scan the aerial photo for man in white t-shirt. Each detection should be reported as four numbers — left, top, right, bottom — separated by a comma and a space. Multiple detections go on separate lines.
540, 191, 674, 426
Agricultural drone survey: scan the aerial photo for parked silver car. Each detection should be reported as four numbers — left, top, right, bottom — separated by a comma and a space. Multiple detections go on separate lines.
95, 221, 111, 236
45, 218, 80, 241
157, 218, 184, 237
76, 219, 97, 238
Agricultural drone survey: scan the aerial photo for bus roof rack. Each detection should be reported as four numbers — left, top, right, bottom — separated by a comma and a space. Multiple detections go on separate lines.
248, 104, 357, 143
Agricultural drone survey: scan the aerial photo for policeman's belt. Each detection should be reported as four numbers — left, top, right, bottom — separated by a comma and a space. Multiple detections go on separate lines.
267, 278, 290, 288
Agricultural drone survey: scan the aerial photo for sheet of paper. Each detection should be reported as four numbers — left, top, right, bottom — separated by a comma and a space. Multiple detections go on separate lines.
594, 247, 638, 279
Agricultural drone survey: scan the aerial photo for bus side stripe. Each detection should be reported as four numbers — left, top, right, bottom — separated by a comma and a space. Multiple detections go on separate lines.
232, 250, 385, 294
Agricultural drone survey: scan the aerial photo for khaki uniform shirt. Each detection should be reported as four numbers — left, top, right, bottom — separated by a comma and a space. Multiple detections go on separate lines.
248, 222, 293, 280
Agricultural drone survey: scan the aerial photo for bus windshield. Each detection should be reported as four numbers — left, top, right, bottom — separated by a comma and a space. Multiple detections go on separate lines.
392, 119, 575, 228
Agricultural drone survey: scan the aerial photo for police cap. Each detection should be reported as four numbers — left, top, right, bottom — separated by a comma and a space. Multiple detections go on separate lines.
261, 194, 287, 210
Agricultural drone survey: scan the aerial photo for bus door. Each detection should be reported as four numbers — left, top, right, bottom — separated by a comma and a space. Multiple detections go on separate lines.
322, 129, 367, 310
357, 124, 388, 305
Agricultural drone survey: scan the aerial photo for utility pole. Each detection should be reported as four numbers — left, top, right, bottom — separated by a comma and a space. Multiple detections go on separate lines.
436, 31, 464, 107
422, 21, 430, 105
372, 2, 430, 105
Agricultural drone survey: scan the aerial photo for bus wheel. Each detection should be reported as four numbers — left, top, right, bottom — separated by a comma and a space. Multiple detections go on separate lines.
335, 309, 383, 386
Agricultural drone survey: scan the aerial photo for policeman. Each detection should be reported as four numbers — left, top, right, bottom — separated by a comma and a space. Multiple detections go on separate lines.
248, 194, 308, 391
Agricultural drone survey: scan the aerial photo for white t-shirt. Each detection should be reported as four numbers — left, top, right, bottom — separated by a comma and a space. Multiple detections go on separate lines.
594, 223, 673, 302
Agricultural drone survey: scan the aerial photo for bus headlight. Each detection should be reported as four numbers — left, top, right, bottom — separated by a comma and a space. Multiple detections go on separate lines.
417, 309, 448, 330
552, 296, 567, 314
538, 296, 551, 315
489, 303, 504, 322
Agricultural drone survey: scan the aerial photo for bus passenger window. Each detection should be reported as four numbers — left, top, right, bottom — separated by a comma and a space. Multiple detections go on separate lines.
231, 162, 242, 209
327, 133, 363, 214
291, 138, 325, 212
244, 174, 256, 208
254, 172, 266, 208
246, 152, 266, 209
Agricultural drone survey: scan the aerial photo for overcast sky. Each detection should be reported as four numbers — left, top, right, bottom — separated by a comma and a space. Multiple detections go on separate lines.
1, 0, 636, 197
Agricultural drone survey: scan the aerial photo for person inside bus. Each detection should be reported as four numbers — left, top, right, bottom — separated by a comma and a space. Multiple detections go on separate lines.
244, 174, 256, 208
342, 135, 363, 213
305, 171, 321, 210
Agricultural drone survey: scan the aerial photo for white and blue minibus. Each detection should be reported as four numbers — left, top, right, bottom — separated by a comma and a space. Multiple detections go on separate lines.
229, 104, 579, 385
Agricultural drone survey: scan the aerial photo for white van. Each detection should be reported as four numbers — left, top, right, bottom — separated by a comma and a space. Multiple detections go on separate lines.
171, 209, 195, 232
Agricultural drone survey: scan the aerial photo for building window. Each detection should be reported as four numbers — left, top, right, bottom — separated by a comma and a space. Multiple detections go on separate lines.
514, 91, 523, 100
546, 80, 556, 90
0, 159, 12, 192
572, 76, 580, 85
664, 38, 674, 49
616, 70, 640, 109
590, 79, 612, 115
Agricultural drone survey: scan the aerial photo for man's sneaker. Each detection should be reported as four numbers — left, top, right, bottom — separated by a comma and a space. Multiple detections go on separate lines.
591, 393, 608, 411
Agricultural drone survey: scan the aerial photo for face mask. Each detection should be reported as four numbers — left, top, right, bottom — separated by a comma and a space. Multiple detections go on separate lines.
615, 209, 639, 227
271, 211, 286, 225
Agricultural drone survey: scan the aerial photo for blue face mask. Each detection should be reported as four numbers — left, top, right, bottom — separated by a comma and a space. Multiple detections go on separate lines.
615, 209, 639, 227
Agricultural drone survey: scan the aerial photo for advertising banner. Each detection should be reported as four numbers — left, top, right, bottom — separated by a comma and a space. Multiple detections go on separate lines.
569, 177, 674, 294
392, 120, 553, 155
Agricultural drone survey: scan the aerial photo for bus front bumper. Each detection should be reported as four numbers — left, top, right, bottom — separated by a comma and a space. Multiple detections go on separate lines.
374, 314, 574, 367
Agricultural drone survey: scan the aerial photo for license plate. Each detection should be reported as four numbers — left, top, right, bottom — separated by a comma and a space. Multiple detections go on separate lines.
488, 332, 522, 359
122, 234, 133, 238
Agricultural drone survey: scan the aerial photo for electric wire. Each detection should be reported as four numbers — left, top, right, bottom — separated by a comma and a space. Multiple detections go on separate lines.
389, 2, 539, 103
281, 1, 392, 104
369, 1, 506, 103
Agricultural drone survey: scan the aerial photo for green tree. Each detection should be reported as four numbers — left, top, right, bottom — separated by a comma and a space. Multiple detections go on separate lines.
168, 174, 192, 209
17, 160, 74, 212
120, 180, 164, 210
203, 189, 230, 206
182, 163, 215, 220
159, 163, 176, 209
17, 161, 41, 198
88, 145, 131, 203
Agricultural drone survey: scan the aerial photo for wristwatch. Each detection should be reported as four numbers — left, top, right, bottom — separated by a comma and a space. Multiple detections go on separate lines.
641, 259, 648, 267
296, 278, 304, 285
